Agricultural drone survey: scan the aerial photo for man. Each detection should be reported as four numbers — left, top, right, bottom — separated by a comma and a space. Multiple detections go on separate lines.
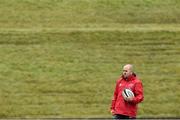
110, 64, 144, 119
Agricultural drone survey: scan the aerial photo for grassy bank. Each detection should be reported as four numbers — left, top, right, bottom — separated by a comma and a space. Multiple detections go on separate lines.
0, 30, 179, 117
0, 0, 180, 28
0, 0, 179, 118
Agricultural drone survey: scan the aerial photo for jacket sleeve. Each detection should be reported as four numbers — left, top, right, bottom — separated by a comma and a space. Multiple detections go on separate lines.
111, 80, 119, 110
131, 81, 144, 104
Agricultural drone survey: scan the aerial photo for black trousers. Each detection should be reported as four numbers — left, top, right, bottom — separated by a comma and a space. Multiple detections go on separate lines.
114, 114, 136, 119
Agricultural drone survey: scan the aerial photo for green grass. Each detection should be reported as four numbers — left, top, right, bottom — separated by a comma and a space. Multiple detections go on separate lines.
0, 0, 179, 118
1, 0, 180, 28
0, 30, 179, 118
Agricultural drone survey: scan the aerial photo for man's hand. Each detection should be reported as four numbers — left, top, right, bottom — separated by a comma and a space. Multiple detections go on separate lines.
124, 96, 134, 102
110, 109, 115, 115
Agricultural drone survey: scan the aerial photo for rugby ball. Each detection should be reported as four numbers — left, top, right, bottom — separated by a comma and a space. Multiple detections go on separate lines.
122, 88, 134, 99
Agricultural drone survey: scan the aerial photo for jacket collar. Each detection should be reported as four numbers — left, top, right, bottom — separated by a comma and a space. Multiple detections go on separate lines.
122, 73, 136, 81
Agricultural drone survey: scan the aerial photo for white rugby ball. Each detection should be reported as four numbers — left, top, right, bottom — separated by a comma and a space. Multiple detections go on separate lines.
122, 88, 134, 99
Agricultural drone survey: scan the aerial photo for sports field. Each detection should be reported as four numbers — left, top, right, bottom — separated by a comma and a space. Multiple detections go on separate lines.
0, 0, 179, 118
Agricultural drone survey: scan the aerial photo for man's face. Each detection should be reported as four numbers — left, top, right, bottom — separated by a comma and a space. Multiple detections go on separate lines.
122, 66, 132, 78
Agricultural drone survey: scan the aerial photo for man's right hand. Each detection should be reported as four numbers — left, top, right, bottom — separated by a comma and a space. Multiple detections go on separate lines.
111, 109, 115, 115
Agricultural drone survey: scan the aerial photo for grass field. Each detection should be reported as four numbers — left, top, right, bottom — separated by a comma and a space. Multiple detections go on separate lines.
0, 0, 179, 118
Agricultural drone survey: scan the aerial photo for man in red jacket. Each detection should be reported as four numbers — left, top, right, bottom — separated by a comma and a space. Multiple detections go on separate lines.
110, 64, 144, 119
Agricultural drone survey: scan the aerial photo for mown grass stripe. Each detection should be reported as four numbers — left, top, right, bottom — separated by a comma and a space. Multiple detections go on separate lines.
1, 24, 180, 33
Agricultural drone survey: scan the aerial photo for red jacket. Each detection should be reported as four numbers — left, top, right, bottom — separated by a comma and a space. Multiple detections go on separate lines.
111, 73, 144, 117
